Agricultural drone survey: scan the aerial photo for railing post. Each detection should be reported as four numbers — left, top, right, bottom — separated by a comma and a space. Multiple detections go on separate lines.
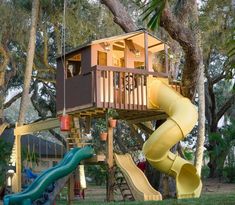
96, 66, 101, 107
164, 44, 169, 74
92, 69, 95, 105
144, 31, 149, 71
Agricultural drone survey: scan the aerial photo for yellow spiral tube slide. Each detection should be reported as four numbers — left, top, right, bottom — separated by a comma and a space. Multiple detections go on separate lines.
143, 78, 202, 198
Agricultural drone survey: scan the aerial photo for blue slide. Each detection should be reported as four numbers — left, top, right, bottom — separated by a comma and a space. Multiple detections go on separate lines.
24, 168, 38, 179
4, 146, 94, 205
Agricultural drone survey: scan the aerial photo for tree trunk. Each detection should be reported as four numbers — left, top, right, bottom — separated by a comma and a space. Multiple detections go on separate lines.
192, 1, 206, 176
205, 81, 235, 177
160, 1, 201, 99
0, 46, 9, 125
195, 65, 205, 176
18, 0, 40, 125
11, 0, 40, 193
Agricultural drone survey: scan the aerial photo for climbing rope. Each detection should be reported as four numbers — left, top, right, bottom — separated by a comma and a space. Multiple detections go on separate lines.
60, 0, 67, 116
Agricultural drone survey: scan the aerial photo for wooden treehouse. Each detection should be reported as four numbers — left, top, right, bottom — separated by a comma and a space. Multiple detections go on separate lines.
56, 30, 181, 122
8, 30, 185, 203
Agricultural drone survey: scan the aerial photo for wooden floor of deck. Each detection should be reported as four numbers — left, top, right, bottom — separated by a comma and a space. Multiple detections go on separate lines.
70, 106, 167, 123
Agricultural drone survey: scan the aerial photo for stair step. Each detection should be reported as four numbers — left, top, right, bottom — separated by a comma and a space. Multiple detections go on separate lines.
114, 166, 134, 201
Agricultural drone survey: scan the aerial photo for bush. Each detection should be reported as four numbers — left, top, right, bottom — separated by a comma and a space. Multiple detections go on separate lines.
0, 139, 12, 187
223, 166, 235, 183
201, 166, 210, 179
85, 165, 106, 185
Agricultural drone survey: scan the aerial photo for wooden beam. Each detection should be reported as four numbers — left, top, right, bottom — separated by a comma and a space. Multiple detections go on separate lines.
127, 114, 168, 124
164, 44, 169, 74
107, 127, 114, 167
106, 126, 114, 202
94, 65, 168, 77
68, 175, 74, 205
126, 32, 143, 40
57, 103, 94, 115
14, 118, 60, 136
144, 31, 149, 71
148, 42, 163, 49
15, 134, 21, 192
83, 154, 106, 164
85, 116, 91, 134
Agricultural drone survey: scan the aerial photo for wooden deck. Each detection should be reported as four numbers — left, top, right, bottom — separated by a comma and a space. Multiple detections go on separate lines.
64, 106, 168, 124
57, 65, 180, 122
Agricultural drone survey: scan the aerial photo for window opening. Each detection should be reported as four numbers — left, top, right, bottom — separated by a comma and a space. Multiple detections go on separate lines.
66, 53, 82, 78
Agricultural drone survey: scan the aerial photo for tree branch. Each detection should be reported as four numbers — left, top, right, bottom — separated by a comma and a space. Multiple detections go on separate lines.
175, 0, 194, 23
49, 129, 67, 147
3, 92, 22, 109
211, 73, 226, 85
135, 123, 154, 136
100, 0, 137, 32
216, 93, 235, 124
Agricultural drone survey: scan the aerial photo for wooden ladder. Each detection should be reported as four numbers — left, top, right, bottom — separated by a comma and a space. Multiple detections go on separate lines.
67, 117, 81, 150
114, 166, 134, 201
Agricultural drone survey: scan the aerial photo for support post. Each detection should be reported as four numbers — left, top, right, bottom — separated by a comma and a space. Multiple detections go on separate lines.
15, 134, 21, 192
68, 175, 75, 204
144, 31, 149, 71
84, 116, 91, 134
164, 44, 169, 74
106, 126, 114, 201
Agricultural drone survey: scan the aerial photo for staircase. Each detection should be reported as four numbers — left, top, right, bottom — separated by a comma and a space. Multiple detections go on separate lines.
67, 117, 81, 150
114, 166, 134, 201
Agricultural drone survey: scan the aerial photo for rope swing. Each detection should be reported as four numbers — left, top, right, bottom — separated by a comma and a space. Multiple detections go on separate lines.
60, 0, 70, 132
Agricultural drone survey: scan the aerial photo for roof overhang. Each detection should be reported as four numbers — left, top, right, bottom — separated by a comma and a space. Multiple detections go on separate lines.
57, 30, 167, 59
91, 30, 166, 53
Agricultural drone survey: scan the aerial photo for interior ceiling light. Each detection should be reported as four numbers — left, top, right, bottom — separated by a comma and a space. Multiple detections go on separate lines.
104, 42, 111, 51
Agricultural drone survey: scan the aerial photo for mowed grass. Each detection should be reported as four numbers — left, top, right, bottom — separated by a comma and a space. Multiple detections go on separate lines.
56, 192, 235, 205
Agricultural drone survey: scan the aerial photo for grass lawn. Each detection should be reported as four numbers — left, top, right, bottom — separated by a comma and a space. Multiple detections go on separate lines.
56, 192, 235, 205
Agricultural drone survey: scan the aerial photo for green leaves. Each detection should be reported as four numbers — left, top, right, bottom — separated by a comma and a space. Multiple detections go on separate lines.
0, 138, 12, 187
142, 0, 166, 30
226, 32, 235, 70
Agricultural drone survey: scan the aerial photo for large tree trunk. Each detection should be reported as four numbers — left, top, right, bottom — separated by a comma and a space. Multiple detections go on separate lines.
11, 0, 40, 193
18, 0, 40, 124
0, 46, 9, 124
160, 1, 201, 99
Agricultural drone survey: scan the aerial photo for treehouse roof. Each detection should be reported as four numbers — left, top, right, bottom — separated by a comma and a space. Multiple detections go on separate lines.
57, 29, 166, 59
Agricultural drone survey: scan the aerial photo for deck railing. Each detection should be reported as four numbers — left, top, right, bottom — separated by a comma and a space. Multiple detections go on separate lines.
92, 65, 169, 110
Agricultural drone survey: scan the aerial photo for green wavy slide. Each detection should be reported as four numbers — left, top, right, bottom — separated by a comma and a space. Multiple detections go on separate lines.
4, 146, 94, 205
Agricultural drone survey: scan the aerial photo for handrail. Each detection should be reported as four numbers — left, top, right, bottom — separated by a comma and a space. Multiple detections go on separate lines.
92, 65, 168, 77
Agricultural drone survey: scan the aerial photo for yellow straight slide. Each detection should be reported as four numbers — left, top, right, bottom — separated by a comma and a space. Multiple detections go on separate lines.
114, 153, 162, 201
143, 78, 202, 199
